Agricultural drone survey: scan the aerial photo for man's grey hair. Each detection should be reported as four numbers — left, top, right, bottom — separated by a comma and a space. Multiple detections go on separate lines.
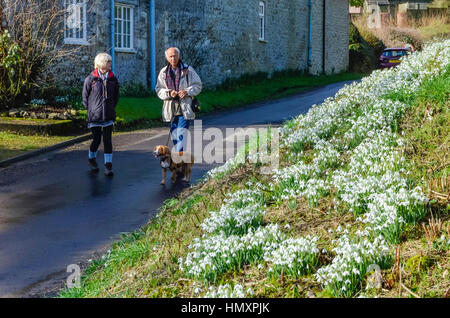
165, 47, 181, 59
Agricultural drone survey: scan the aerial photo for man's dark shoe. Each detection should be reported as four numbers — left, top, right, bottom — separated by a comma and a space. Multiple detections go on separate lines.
104, 163, 114, 176
88, 158, 99, 172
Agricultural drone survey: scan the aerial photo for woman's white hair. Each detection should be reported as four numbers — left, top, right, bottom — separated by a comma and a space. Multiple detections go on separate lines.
94, 53, 112, 70
165, 47, 181, 59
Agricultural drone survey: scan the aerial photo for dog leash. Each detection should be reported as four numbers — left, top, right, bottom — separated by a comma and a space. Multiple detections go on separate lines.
165, 101, 176, 147
165, 126, 172, 147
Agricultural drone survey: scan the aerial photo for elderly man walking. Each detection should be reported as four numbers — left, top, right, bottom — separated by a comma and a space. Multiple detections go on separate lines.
155, 47, 202, 152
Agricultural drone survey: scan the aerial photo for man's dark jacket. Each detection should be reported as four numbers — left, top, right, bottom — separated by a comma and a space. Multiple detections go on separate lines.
82, 69, 119, 123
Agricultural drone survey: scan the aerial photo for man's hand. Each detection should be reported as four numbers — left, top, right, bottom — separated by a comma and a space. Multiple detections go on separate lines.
170, 90, 178, 98
178, 89, 188, 99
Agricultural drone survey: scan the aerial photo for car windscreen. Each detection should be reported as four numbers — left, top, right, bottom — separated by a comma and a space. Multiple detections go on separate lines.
383, 50, 407, 57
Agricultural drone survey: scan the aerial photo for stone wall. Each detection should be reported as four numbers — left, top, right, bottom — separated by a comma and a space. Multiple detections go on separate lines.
114, 0, 149, 86
156, 0, 349, 88
55, 0, 150, 88
310, 0, 349, 75
156, 0, 309, 87
56, 0, 349, 89
325, 0, 349, 75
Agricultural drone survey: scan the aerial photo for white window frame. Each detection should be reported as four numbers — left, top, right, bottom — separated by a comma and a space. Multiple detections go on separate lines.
64, 0, 88, 45
258, 1, 265, 41
114, 4, 135, 52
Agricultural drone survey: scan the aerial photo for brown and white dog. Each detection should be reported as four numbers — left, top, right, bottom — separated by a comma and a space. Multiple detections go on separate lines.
153, 145, 194, 185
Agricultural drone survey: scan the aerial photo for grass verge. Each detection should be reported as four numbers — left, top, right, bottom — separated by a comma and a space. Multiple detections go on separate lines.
0, 132, 73, 161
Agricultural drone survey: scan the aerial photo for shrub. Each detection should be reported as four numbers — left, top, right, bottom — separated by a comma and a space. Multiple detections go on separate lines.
0, 30, 24, 109
388, 27, 423, 51
348, 21, 385, 73
349, 23, 362, 45
1, 0, 78, 109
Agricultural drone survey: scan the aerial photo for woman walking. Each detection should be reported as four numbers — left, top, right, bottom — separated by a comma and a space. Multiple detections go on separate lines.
82, 53, 119, 176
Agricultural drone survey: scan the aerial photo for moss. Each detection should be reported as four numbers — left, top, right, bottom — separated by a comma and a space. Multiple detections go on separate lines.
316, 288, 336, 298
405, 255, 434, 274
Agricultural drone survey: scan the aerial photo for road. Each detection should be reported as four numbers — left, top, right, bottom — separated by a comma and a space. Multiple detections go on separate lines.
0, 81, 354, 297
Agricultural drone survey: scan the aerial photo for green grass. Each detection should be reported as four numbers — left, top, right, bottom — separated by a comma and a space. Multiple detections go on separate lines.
0, 117, 72, 124
115, 97, 162, 123
0, 132, 72, 161
400, 65, 450, 184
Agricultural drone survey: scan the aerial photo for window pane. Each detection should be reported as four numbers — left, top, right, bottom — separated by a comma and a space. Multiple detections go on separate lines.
64, 1, 87, 40
260, 18, 264, 38
79, 5, 83, 38
113, 6, 134, 48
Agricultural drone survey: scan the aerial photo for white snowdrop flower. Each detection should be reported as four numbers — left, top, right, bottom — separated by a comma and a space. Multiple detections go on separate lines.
188, 40, 449, 297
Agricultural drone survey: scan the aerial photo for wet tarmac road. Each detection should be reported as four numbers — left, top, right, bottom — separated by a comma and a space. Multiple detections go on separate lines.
0, 81, 354, 297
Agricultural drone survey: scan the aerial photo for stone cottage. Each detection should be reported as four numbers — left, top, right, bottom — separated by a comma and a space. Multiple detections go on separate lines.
361, 0, 448, 28
55, 0, 350, 89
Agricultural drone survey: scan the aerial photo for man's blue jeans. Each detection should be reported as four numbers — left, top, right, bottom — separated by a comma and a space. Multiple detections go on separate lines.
170, 115, 190, 152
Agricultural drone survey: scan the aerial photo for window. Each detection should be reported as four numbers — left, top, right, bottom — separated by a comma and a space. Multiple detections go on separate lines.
383, 50, 407, 57
64, 0, 87, 44
115, 5, 134, 50
259, 1, 265, 41
379, 5, 389, 13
